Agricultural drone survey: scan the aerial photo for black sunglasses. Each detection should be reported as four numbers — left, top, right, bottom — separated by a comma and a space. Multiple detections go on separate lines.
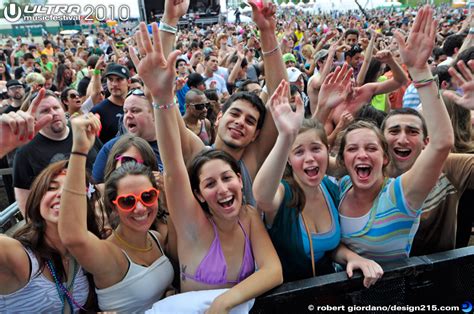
126, 88, 145, 98
69, 93, 79, 99
191, 102, 210, 110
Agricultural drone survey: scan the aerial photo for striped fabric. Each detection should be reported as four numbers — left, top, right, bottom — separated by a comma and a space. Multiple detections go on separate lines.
0, 248, 89, 313
339, 176, 422, 263
402, 84, 421, 109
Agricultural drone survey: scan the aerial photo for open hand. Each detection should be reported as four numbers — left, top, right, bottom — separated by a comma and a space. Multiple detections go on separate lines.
394, 5, 436, 69
129, 22, 181, 102
267, 80, 304, 137
318, 63, 353, 110
443, 60, 474, 110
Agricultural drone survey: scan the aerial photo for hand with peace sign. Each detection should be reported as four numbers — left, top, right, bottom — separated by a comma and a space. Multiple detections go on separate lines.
0, 88, 52, 158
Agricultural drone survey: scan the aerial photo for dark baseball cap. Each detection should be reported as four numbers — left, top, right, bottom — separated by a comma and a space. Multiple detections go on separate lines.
187, 73, 205, 88
105, 63, 130, 79
6, 80, 24, 89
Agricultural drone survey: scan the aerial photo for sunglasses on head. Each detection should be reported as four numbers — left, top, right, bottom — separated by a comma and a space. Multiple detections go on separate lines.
126, 88, 145, 98
191, 102, 210, 110
113, 187, 160, 212
115, 155, 144, 165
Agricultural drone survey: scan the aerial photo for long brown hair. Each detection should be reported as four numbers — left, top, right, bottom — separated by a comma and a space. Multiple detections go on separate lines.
283, 119, 329, 211
13, 160, 105, 281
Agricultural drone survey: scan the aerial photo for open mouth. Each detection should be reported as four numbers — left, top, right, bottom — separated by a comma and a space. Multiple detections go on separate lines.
355, 165, 372, 179
127, 123, 137, 131
393, 148, 412, 159
304, 166, 320, 178
218, 196, 235, 209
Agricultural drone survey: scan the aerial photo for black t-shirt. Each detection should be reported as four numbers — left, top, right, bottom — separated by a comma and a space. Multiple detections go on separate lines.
13, 129, 102, 189
91, 98, 124, 144
3, 104, 20, 114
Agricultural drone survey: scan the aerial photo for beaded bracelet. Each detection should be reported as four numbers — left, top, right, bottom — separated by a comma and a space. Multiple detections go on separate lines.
159, 21, 177, 35
152, 103, 176, 110
262, 45, 280, 57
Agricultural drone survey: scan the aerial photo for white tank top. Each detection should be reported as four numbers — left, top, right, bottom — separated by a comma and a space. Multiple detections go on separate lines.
96, 232, 174, 312
0, 247, 89, 313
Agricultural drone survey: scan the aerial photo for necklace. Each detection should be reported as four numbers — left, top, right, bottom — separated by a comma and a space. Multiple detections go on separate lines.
113, 230, 153, 252
46, 259, 86, 313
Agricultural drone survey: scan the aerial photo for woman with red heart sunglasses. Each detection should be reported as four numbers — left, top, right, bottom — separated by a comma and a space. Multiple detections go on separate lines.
58, 113, 174, 312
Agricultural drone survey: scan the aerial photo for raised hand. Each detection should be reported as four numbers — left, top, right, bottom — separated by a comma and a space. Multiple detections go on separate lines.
267, 80, 304, 137
443, 60, 474, 110
70, 112, 101, 154
0, 89, 52, 157
317, 63, 353, 110
248, 0, 277, 32
163, 0, 190, 25
394, 5, 436, 69
129, 22, 181, 102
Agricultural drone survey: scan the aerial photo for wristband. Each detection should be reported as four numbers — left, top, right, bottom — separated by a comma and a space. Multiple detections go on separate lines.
63, 187, 87, 196
413, 75, 437, 89
469, 27, 474, 35
152, 102, 176, 110
93, 69, 101, 75
71, 151, 88, 157
159, 21, 177, 35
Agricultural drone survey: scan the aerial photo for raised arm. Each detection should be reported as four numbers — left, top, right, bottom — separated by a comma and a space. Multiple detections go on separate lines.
361, 50, 408, 96
394, 6, 454, 210
356, 31, 377, 87
246, 0, 288, 168
253, 81, 303, 221
131, 22, 207, 237
58, 113, 124, 280
155, 0, 205, 163
86, 54, 105, 105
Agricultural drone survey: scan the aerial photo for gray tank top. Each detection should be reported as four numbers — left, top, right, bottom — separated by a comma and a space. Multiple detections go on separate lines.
238, 159, 256, 206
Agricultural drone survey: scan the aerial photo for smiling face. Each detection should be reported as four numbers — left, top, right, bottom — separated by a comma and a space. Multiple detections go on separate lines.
383, 114, 427, 174
289, 129, 329, 188
216, 100, 260, 150
343, 128, 388, 189
40, 173, 65, 226
195, 159, 243, 220
115, 174, 157, 232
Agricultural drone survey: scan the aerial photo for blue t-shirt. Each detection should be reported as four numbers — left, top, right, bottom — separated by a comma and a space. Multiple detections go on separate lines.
92, 136, 163, 183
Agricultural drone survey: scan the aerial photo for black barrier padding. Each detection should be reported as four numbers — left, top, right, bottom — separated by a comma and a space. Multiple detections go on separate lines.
251, 246, 474, 313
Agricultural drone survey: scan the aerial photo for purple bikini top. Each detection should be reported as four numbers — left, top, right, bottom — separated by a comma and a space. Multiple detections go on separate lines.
181, 219, 255, 285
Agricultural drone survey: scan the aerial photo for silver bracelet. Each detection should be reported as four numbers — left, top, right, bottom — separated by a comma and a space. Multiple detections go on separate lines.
152, 102, 176, 110
159, 21, 177, 35
469, 27, 474, 35
262, 45, 280, 57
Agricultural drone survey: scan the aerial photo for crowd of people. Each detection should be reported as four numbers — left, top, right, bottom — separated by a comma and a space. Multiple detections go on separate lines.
0, 0, 473, 312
